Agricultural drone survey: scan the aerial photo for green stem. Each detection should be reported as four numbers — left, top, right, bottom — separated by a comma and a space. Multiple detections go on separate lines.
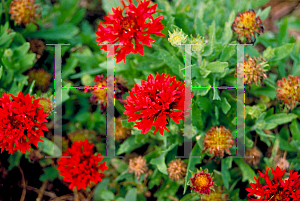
1, 0, 9, 23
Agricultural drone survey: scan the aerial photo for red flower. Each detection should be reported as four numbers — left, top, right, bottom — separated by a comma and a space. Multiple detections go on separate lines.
95, 0, 165, 63
246, 166, 300, 200
0, 91, 48, 154
123, 72, 193, 135
57, 140, 108, 190
190, 169, 215, 195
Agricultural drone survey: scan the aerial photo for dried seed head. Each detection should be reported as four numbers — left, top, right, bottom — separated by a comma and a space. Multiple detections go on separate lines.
29, 39, 46, 60
27, 68, 52, 92
201, 186, 229, 201
231, 9, 264, 44
109, 117, 131, 142
167, 159, 187, 181
236, 55, 268, 85
244, 146, 263, 167
168, 28, 187, 47
38, 97, 53, 114
203, 126, 234, 158
9, 0, 41, 25
276, 75, 300, 110
68, 129, 97, 144
275, 156, 289, 170
128, 156, 148, 180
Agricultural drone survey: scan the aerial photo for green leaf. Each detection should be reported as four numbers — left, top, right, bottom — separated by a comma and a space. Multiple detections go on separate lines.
206, 61, 228, 73
221, 157, 232, 189
290, 120, 300, 142
18, 53, 36, 72
8, 151, 23, 170
258, 6, 271, 20
135, 59, 165, 71
117, 136, 142, 155
102, 0, 123, 14
278, 18, 288, 45
39, 166, 59, 181
13, 42, 30, 59
220, 11, 234, 45
121, 119, 135, 128
150, 155, 168, 175
202, 21, 215, 56
62, 56, 79, 79
100, 189, 115, 200
219, 45, 236, 62
265, 113, 298, 125
272, 43, 294, 61
28, 80, 35, 95
233, 158, 256, 183
26, 24, 79, 40
93, 178, 110, 201
0, 66, 3, 79
221, 97, 231, 114
37, 137, 62, 157
125, 188, 137, 201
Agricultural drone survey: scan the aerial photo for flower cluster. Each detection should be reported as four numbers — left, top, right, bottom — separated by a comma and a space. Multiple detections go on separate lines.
231, 9, 264, 44
9, 0, 41, 25
57, 140, 108, 190
236, 55, 268, 85
246, 166, 300, 200
276, 75, 300, 110
95, 0, 165, 63
84, 75, 128, 113
124, 72, 193, 135
203, 126, 234, 158
189, 168, 215, 195
0, 92, 48, 154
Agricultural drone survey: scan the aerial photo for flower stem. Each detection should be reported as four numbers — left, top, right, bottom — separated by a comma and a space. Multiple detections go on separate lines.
74, 187, 79, 201
1, 0, 9, 23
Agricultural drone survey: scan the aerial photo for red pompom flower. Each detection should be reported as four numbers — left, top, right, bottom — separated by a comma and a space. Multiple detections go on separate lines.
124, 72, 193, 135
95, 0, 165, 63
57, 140, 108, 191
246, 166, 300, 200
0, 91, 48, 154
189, 169, 215, 195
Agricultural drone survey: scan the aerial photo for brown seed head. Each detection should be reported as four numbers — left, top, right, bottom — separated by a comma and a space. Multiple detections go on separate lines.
167, 159, 187, 181
128, 156, 148, 180
244, 146, 263, 167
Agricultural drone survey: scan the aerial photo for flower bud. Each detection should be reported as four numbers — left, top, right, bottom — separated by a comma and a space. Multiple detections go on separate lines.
190, 35, 205, 53
168, 28, 187, 47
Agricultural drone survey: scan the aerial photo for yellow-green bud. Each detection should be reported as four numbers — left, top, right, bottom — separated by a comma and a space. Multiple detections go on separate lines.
190, 35, 205, 53
168, 28, 187, 47
4, 49, 13, 58
81, 73, 93, 86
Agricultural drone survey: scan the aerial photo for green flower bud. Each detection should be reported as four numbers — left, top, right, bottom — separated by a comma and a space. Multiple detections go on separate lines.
263, 46, 275, 60
4, 49, 13, 58
168, 28, 187, 47
81, 73, 93, 86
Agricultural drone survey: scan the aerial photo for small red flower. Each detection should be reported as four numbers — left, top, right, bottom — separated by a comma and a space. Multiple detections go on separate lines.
190, 169, 215, 195
95, 0, 165, 63
246, 166, 300, 201
276, 75, 300, 110
124, 72, 193, 135
57, 140, 108, 191
0, 91, 48, 154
